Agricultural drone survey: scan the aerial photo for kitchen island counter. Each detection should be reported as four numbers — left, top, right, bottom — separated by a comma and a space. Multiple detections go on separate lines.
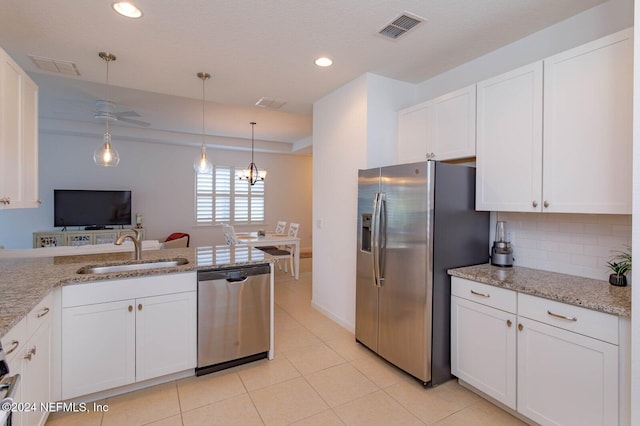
0, 245, 272, 339
448, 263, 631, 317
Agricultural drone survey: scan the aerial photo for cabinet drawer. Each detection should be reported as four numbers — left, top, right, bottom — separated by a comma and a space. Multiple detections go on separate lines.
451, 277, 516, 313
27, 291, 53, 336
518, 293, 618, 344
0, 317, 27, 362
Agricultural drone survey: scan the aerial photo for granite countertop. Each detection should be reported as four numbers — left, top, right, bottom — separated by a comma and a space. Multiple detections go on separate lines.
0, 245, 273, 339
448, 263, 631, 317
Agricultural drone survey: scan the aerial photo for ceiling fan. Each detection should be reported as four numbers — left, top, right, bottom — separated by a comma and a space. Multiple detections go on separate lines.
93, 99, 150, 127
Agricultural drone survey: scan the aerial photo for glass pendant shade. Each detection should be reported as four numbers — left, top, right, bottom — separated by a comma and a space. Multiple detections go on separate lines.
95, 52, 120, 167
193, 144, 213, 173
194, 72, 213, 174
94, 132, 120, 167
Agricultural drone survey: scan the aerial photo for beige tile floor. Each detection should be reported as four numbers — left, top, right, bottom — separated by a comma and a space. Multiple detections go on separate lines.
47, 258, 526, 426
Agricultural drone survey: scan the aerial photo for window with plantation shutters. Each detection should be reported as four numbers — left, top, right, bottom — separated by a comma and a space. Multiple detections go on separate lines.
195, 166, 265, 224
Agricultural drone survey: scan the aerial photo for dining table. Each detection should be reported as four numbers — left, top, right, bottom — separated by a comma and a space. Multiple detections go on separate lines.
236, 232, 301, 280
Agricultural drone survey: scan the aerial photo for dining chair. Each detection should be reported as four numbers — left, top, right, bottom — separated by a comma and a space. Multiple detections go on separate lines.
261, 223, 299, 276
222, 223, 238, 246
275, 221, 287, 234
258, 220, 288, 251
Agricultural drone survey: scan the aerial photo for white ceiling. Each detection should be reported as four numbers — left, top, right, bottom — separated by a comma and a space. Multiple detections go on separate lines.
0, 0, 606, 153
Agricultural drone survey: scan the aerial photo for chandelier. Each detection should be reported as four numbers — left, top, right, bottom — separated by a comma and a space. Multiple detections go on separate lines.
237, 122, 266, 185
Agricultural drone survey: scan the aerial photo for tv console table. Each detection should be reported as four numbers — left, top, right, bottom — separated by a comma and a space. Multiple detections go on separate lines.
33, 228, 146, 248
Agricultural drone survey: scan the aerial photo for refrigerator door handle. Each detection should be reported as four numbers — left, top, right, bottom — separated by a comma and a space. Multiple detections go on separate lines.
372, 192, 385, 287
377, 192, 386, 284
371, 192, 380, 287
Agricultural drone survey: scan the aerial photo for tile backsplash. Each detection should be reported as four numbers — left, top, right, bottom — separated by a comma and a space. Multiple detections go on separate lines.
494, 212, 632, 282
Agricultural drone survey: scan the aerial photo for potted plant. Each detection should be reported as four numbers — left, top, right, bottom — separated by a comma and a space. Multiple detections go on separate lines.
607, 248, 632, 286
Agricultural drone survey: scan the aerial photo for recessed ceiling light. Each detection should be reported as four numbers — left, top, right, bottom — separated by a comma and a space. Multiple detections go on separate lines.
314, 57, 333, 67
112, 2, 143, 18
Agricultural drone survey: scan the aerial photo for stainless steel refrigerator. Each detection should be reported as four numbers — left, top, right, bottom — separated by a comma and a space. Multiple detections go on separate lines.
356, 161, 489, 386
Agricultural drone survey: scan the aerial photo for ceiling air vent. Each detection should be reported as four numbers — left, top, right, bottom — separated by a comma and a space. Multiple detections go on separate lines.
29, 55, 80, 75
378, 13, 425, 40
255, 97, 287, 110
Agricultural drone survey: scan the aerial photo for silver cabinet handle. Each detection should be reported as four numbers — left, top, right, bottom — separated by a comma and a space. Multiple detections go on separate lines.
5, 340, 19, 355
470, 289, 490, 298
543, 201, 549, 208
547, 310, 577, 322
24, 346, 36, 361
532, 201, 538, 208
36, 307, 50, 318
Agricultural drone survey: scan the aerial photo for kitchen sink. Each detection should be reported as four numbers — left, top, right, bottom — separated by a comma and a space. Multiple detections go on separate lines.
76, 258, 189, 274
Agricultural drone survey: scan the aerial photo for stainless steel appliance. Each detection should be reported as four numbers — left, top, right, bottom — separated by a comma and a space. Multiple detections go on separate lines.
490, 220, 514, 267
0, 342, 20, 426
196, 264, 271, 376
356, 161, 489, 386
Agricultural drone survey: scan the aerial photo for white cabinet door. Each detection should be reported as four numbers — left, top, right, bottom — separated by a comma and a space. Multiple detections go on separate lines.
21, 321, 51, 426
0, 50, 22, 206
517, 317, 618, 426
62, 300, 136, 399
16, 76, 38, 209
543, 28, 632, 214
432, 85, 476, 161
0, 47, 38, 209
451, 296, 516, 409
136, 292, 197, 382
397, 101, 432, 164
476, 62, 543, 212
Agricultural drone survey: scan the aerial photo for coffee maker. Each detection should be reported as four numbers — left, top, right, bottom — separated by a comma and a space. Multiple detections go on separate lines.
491, 221, 514, 267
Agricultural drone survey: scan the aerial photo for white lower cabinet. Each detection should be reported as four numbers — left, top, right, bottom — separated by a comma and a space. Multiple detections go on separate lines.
61, 273, 196, 400
451, 295, 516, 409
1, 293, 54, 426
451, 277, 622, 426
517, 316, 618, 426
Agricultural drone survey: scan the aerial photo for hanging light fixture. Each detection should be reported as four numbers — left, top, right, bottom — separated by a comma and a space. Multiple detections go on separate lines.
193, 72, 213, 174
94, 52, 120, 167
237, 122, 266, 185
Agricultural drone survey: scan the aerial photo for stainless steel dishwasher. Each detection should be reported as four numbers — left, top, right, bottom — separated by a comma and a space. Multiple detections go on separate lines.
196, 264, 270, 376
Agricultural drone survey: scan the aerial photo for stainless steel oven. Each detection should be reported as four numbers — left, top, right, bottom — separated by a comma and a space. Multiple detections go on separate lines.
0, 342, 20, 426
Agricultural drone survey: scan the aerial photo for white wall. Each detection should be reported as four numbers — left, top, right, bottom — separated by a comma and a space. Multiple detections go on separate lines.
416, 0, 634, 103
311, 74, 413, 331
311, 0, 634, 331
0, 131, 312, 250
496, 212, 631, 280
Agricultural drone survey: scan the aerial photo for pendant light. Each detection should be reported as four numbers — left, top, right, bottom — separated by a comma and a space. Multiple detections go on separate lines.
193, 72, 213, 174
94, 52, 120, 167
237, 122, 266, 185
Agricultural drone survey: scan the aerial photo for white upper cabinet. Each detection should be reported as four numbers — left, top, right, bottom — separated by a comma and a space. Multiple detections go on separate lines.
476, 62, 543, 212
397, 101, 432, 164
432, 85, 476, 160
0, 46, 39, 209
543, 29, 632, 214
397, 84, 476, 164
476, 29, 632, 214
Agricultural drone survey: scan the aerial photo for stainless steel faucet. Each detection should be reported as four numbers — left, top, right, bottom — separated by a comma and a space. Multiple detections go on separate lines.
115, 228, 142, 260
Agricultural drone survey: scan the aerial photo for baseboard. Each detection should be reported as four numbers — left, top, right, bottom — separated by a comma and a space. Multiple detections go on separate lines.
311, 299, 355, 333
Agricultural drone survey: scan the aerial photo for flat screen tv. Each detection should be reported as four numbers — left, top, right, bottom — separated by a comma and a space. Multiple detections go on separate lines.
54, 190, 132, 229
